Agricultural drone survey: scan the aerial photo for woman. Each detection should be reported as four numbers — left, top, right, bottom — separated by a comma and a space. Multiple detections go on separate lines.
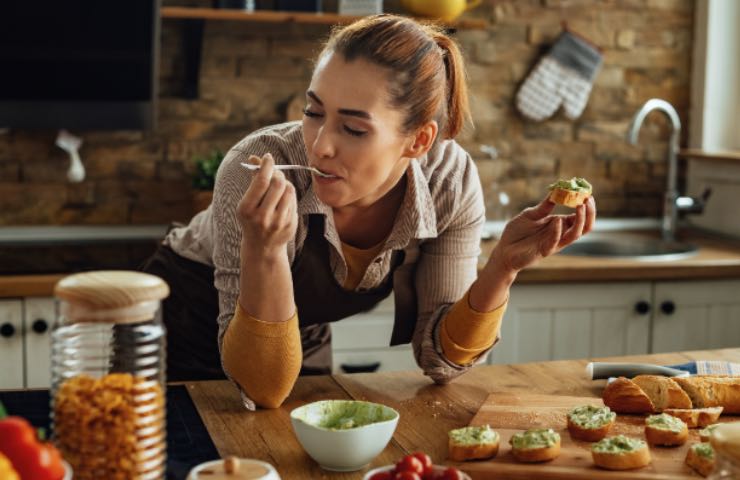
144, 14, 596, 410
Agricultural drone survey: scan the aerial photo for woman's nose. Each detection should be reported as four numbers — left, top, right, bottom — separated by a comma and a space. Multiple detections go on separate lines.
312, 126, 336, 159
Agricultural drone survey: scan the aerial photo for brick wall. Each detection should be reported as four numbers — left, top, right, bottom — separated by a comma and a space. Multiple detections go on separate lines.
0, 0, 693, 225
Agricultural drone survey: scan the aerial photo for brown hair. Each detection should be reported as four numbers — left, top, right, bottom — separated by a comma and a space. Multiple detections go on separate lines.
320, 14, 471, 140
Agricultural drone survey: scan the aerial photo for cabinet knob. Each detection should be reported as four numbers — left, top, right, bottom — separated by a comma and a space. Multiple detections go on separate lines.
0, 323, 15, 338
340, 362, 381, 374
660, 301, 676, 315
634, 301, 651, 315
32, 319, 49, 334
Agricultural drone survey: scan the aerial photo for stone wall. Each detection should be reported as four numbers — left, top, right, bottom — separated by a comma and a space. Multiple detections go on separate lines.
0, 0, 693, 225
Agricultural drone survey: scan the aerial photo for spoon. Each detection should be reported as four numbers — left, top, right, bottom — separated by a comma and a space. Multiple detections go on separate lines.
240, 162, 336, 178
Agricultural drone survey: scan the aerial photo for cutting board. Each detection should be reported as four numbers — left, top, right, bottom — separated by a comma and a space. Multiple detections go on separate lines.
454, 392, 735, 480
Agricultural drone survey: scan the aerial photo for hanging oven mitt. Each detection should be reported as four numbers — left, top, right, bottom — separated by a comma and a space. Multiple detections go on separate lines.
515, 30, 603, 121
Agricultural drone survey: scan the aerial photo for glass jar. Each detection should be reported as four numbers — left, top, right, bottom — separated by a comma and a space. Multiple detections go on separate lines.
51, 271, 170, 480
708, 422, 740, 479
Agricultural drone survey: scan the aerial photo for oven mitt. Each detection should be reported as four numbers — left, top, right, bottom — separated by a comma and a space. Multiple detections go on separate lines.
515, 30, 603, 121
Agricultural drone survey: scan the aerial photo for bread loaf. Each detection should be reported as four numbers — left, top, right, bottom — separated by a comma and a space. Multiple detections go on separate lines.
632, 375, 692, 411
673, 376, 740, 414
663, 407, 723, 428
602, 377, 655, 413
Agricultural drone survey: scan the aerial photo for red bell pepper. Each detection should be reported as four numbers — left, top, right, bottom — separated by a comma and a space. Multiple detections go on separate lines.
0, 411, 65, 480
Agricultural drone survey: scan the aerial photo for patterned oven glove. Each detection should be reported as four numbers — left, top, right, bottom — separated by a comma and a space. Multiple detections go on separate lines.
515, 30, 603, 121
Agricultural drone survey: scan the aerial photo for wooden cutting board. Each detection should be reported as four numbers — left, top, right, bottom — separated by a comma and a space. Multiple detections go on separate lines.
454, 392, 734, 480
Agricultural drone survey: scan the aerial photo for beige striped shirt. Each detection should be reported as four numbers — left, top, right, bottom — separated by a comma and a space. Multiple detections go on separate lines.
164, 121, 490, 397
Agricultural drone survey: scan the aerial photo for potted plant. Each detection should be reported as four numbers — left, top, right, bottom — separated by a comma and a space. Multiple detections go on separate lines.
192, 150, 225, 214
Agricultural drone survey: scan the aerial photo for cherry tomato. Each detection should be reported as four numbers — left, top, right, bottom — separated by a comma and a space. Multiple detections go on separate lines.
395, 472, 422, 480
395, 455, 424, 475
439, 467, 463, 480
422, 470, 440, 480
411, 452, 433, 474
0, 416, 65, 480
368, 472, 394, 480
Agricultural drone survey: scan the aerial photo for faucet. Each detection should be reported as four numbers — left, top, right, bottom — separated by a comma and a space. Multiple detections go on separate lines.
627, 99, 710, 242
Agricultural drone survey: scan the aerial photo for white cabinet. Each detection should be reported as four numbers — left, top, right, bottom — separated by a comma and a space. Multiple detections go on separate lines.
0, 299, 24, 389
489, 283, 653, 365
652, 279, 740, 353
331, 296, 418, 373
23, 297, 55, 388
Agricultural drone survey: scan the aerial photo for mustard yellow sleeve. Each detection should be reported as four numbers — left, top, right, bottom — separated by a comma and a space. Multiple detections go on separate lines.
439, 289, 507, 366
222, 303, 302, 409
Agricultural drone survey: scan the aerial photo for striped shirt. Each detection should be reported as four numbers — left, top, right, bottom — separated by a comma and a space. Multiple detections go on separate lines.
164, 121, 494, 405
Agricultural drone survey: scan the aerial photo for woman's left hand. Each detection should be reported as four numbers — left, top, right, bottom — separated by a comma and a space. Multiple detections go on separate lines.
489, 195, 597, 275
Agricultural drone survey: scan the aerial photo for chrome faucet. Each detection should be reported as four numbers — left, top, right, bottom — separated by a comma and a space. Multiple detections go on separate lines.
627, 99, 710, 242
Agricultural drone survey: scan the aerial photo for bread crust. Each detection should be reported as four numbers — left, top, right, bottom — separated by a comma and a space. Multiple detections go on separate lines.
511, 443, 560, 463
632, 375, 692, 411
645, 422, 689, 446
664, 407, 723, 428
448, 439, 499, 461
674, 375, 740, 414
592, 444, 651, 470
567, 417, 614, 442
686, 444, 715, 477
603, 377, 655, 414
548, 188, 590, 208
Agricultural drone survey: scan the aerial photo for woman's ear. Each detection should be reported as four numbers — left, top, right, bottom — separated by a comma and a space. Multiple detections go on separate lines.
403, 121, 438, 158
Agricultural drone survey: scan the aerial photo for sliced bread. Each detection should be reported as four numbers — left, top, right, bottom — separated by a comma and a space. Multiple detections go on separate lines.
602, 377, 655, 414
645, 413, 689, 446
663, 407, 723, 428
567, 405, 616, 442
447, 425, 500, 461
674, 375, 740, 414
632, 375, 692, 411
510, 428, 561, 463
685, 442, 715, 477
591, 435, 651, 470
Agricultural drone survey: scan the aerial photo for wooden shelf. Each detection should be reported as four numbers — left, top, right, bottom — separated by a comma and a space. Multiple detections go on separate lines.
160, 6, 488, 29
679, 148, 740, 164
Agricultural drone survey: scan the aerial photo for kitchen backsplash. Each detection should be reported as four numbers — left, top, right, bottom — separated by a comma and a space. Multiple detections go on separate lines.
0, 0, 692, 225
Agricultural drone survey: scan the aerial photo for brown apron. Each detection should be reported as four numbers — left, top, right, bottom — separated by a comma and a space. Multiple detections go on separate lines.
142, 214, 402, 381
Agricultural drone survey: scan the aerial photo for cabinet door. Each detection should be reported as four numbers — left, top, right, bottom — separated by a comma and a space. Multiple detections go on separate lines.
0, 299, 24, 388
23, 297, 55, 388
489, 282, 653, 364
652, 279, 740, 353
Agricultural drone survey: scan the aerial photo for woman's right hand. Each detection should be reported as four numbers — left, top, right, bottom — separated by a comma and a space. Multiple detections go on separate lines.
237, 153, 298, 258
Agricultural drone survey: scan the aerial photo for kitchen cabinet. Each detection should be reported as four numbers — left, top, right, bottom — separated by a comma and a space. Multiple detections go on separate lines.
0, 297, 55, 389
491, 279, 740, 365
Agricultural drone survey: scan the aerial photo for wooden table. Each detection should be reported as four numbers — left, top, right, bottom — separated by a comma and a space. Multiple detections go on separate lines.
184, 348, 740, 479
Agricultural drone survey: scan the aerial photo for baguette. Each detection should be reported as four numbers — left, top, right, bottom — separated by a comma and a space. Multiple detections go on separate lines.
673, 375, 740, 414
644, 413, 688, 446
602, 377, 655, 414
566, 405, 615, 442
632, 375, 692, 411
591, 435, 651, 470
447, 425, 500, 461
685, 442, 715, 477
663, 407, 723, 428
547, 177, 592, 208
510, 428, 560, 463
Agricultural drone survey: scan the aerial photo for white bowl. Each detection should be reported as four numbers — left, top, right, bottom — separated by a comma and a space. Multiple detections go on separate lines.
363, 464, 471, 480
290, 399, 399, 472
186, 458, 281, 479
63, 460, 72, 480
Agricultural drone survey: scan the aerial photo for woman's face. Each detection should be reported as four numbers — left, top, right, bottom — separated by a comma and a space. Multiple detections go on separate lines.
302, 52, 417, 210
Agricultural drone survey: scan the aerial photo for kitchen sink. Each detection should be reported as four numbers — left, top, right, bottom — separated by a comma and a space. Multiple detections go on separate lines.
560, 233, 698, 260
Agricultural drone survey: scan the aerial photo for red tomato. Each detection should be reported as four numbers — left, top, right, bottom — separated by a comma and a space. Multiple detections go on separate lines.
411, 452, 433, 474
439, 467, 463, 480
368, 472, 394, 480
395, 472, 422, 480
395, 455, 424, 475
422, 470, 440, 480
0, 417, 65, 480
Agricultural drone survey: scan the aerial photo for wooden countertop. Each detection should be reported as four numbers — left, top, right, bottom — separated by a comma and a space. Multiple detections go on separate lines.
185, 348, 740, 479
3, 230, 740, 298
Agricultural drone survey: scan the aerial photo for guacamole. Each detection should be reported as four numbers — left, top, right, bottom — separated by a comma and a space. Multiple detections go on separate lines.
548, 177, 592, 193
691, 442, 714, 460
510, 428, 560, 450
448, 425, 499, 446
568, 405, 616, 429
294, 400, 397, 431
592, 435, 646, 454
646, 413, 685, 432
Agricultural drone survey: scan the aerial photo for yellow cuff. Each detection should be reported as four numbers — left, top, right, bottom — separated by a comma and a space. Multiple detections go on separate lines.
440, 290, 506, 365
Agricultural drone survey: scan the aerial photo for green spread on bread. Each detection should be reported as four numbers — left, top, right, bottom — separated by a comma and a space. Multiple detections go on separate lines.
548, 177, 592, 193
700, 423, 719, 438
568, 405, 616, 429
448, 425, 499, 446
592, 435, 646, 454
646, 413, 685, 432
510, 428, 560, 450
691, 442, 714, 460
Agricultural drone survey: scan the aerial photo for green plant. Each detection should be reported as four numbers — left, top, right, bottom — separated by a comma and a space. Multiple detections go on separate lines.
192, 150, 225, 191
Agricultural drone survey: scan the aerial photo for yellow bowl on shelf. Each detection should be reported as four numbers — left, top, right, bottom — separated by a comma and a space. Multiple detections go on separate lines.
400, 0, 482, 22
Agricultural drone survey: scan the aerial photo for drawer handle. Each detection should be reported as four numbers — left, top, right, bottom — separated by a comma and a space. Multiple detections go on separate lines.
0, 323, 15, 338
634, 301, 651, 315
660, 301, 676, 315
32, 319, 49, 334
340, 362, 381, 373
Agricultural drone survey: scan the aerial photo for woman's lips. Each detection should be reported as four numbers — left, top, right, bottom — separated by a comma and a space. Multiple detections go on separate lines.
312, 166, 341, 179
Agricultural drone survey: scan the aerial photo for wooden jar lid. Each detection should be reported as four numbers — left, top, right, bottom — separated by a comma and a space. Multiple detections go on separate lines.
54, 270, 170, 310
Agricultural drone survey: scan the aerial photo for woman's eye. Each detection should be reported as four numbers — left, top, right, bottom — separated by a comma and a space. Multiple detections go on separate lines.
344, 126, 367, 137
302, 108, 322, 118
